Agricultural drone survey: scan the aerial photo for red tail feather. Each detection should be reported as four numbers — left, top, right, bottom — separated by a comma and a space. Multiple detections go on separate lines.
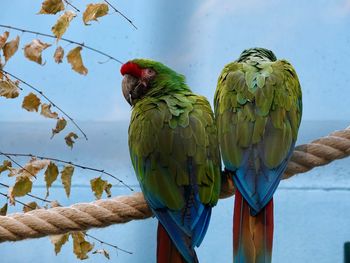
233, 190, 274, 263
157, 223, 187, 263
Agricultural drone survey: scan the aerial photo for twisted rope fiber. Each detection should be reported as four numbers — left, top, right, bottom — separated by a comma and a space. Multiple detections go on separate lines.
0, 126, 349, 243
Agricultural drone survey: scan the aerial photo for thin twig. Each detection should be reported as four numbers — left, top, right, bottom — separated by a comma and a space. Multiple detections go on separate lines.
0, 183, 52, 203
0, 24, 123, 64
0, 192, 36, 210
85, 233, 133, 254
3, 74, 23, 90
63, 0, 80, 12
103, 0, 137, 30
1, 152, 134, 191
0, 151, 37, 179
0, 69, 88, 140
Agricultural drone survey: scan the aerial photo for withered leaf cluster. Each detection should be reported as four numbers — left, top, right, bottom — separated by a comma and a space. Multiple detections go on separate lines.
50, 231, 95, 260
1, 159, 75, 207
0, 0, 125, 260
0, 28, 89, 76
0, 30, 81, 147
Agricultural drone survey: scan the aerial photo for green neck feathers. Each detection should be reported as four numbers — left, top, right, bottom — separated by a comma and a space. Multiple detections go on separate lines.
131, 59, 191, 97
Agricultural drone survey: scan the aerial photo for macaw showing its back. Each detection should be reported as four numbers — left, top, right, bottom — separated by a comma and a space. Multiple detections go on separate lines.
214, 48, 302, 263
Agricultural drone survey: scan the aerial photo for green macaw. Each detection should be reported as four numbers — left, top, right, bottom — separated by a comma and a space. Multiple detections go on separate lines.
120, 59, 221, 263
214, 48, 302, 263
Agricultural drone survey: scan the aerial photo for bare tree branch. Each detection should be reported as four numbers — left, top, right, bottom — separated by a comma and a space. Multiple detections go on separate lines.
85, 233, 133, 254
0, 24, 123, 64
63, 0, 80, 12
0, 182, 52, 203
0, 69, 88, 140
0, 152, 134, 191
0, 151, 37, 178
103, 0, 137, 29
0, 192, 37, 209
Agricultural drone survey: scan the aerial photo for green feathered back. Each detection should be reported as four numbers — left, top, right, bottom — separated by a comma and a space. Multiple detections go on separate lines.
214, 58, 302, 170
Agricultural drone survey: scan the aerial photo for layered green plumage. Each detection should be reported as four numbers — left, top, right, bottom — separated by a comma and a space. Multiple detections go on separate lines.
129, 92, 221, 208
214, 53, 302, 171
126, 59, 221, 262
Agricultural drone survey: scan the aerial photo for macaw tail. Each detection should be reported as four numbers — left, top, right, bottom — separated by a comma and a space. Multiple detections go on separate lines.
157, 223, 198, 263
233, 190, 274, 263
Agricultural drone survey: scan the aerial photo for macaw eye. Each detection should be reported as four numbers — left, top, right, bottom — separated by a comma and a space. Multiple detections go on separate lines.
146, 68, 156, 76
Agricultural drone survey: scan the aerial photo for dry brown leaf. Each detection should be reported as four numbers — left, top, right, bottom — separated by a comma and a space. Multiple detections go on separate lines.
0, 31, 9, 49
61, 165, 74, 197
83, 3, 109, 25
105, 183, 112, 198
23, 39, 52, 65
38, 0, 65, 14
9, 158, 50, 179
3, 35, 20, 62
90, 177, 112, 199
92, 249, 110, 259
22, 92, 41, 112
0, 202, 8, 216
54, 46, 64, 63
50, 233, 70, 254
44, 162, 59, 197
51, 117, 67, 138
23, 201, 40, 213
9, 175, 33, 205
0, 160, 12, 174
52, 10, 76, 40
67, 46, 88, 75
41, 103, 58, 119
72, 232, 94, 260
65, 132, 78, 148
0, 79, 20, 99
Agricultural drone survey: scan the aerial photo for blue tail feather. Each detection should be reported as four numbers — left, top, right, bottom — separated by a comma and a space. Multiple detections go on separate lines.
155, 209, 197, 263
192, 207, 211, 247
232, 142, 295, 215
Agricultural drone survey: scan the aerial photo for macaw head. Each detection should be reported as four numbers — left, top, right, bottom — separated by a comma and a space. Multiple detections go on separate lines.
120, 59, 187, 106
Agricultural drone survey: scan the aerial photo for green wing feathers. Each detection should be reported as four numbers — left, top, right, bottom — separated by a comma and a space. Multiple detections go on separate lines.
214, 59, 302, 169
129, 92, 221, 210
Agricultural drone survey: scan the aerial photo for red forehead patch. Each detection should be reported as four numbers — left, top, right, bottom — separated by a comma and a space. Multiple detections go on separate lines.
120, 62, 142, 78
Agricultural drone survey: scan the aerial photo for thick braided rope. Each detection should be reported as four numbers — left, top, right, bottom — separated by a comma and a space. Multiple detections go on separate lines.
0, 126, 349, 242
